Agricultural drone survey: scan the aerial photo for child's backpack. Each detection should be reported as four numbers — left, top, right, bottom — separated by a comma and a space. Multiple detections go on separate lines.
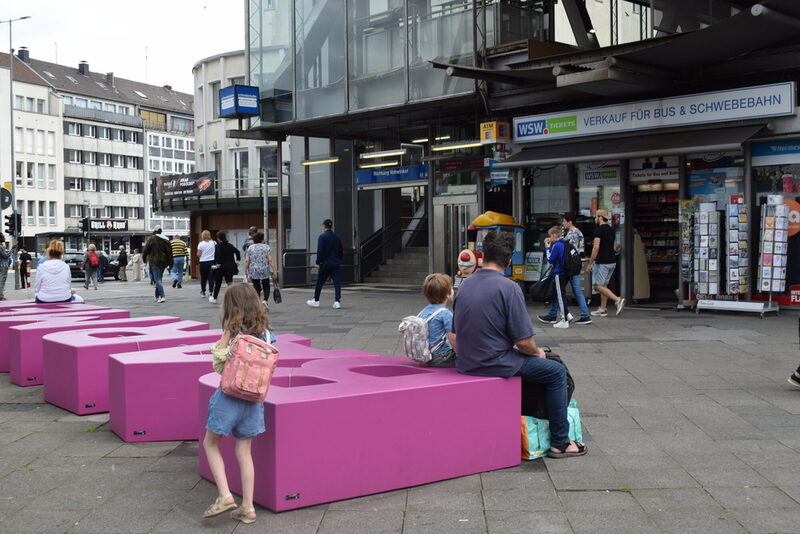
398, 308, 448, 363
221, 334, 279, 402
562, 240, 582, 277
88, 251, 99, 267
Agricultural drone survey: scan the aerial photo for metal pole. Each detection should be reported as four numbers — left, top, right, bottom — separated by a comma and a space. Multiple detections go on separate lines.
6, 18, 26, 290
262, 166, 269, 248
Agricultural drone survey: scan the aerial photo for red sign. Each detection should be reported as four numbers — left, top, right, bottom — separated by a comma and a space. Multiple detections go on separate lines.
753, 285, 800, 307
611, 192, 621, 205
785, 199, 800, 237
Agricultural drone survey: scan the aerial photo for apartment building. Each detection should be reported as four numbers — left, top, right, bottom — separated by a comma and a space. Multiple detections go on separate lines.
0, 51, 64, 251
16, 50, 193, 252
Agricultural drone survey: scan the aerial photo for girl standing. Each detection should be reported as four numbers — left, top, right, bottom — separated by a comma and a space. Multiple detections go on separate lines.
197, 230, 216, 298
202, 283, 276, 525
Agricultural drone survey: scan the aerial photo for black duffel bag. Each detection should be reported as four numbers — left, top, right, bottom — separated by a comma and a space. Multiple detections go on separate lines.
521, 353, 575, 420
528, 264, 554, 302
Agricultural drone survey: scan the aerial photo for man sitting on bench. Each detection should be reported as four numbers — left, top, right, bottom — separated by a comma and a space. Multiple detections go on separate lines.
449, 230, 587, 459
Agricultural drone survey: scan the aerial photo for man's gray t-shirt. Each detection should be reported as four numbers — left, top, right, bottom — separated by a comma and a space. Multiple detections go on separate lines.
452, 268, 535, 377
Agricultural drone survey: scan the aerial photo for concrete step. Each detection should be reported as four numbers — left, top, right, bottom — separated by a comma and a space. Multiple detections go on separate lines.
365, 275, 426, 285
372, 269, 430, 278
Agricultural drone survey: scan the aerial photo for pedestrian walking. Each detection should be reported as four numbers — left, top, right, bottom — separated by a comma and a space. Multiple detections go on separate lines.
97, 250, 108, 283
586, 209, 625, 317
170, 235, 189, 288
131, 249, 142, 281
142, 227, 173, 303
543, 226, 572, 329
306, 219, 343, 309
202, 283, 276, 525
538, 213, 592, 326
209, 231, 240, 304
117, 246, 128, 281
18, 248, 31, 289
242, 226, 257, 253
83, 244, 100, 290
243, 232, 276, 309
0, 234, 10, 301
197, 230, 216, 298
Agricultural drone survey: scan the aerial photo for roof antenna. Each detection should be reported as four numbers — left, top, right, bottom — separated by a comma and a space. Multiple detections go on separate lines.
144, 46, 148, 84
54, 42, 58, 64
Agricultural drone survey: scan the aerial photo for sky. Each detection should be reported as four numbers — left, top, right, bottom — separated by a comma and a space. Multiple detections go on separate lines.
6, 0, 246, 95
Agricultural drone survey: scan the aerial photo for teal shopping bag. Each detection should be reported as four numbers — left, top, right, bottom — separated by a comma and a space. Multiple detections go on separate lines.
521, 399, 583, 460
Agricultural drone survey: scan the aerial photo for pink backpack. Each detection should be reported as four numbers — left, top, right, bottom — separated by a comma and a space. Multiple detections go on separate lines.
221, 334, 279, 403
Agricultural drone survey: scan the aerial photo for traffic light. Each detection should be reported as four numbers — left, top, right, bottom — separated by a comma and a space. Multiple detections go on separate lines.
14, 213, 21, 235
80, 218, 89, 232
4, 213, 16, 236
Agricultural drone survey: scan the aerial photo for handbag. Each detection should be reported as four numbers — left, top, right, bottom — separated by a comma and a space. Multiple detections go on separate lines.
528, 264, 555, 301
272, 284, 282, 304
521, 399, 583, 460
220, 334, 279, 403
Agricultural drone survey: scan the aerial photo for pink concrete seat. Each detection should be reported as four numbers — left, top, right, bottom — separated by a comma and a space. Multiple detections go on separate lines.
197, 355, 520, 512
0, 301, 103, 314
42, 321, 217, 415
108, 335, 319, 442
0, 306, 123, 373
8, 315, 184, 387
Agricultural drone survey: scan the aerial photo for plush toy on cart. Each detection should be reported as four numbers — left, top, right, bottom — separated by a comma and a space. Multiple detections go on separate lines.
453, 211, 525, 290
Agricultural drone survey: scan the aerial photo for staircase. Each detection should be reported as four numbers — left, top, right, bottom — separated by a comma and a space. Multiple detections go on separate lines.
364, 247, 429, 287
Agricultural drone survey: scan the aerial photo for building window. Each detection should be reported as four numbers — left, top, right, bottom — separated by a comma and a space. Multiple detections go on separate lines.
75, 98, 87, 108
25, 129, 34, 153
14, 95, 23, 109
37, 163, 45, 188
163, 137, 173, 148
35, 130, 45, 154
99, 180, 111, 192
127, 182, 139, 194
84, 124, 97, 137
85, 179, 97, 191
25, 97, 34, 111
84, 151, 97, 165
37, 201, 45, 225
113, 206, 125, 218
210, 81, 221, 119
113, 181, 125, 193
67, 204, 83, 218
164, 161, 173, 172
67, 149, 81, 163
149, 134, 160, 146
46, 132, 55, 156
118, 105, 130, 115
187, 164, 194, 173
233, 150, 249, 184
47, 165, 56, 189
14, 127, 22, 151
140, 110, 166, 130
15, 161, 23, 186
188, 140, 195, 151
149, 159, 160, 171
127, 207, 140, 218
49, 202, 57, 225
89, 100, 102, 110
113, 155, 124, 167
67, 122, 81, 136
26, 162, 34, 186
175, 139, 185, 150
125, 156, 136, 169
176, 162, 184, 173
104, 103, 117, 113
99, 153, 111, 166
111, 129, 123, 141
27, 200, 34, 224
229, 76, 245, 86
64, 96, 73, 106
68, 177, 83, 190
171, 116, 194, 133
37, 99, 45, 113
98, 126, 109, 139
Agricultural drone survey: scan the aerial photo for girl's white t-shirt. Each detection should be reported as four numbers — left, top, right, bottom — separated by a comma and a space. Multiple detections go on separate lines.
198, 240, 216, 262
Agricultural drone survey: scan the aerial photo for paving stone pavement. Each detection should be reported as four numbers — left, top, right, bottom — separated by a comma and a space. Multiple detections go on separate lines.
1, 278, 800, 533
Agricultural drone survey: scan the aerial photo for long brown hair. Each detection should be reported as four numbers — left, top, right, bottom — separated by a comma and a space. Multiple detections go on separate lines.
220, 283, 269, 337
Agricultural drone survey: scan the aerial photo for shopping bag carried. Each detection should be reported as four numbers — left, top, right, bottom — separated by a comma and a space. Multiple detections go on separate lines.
528, 264, 555, 301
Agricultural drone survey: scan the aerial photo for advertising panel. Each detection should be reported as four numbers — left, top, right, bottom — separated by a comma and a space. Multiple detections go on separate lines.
219, 85, 260, 118
355, 165, 429, 186
155, 171, 216, 199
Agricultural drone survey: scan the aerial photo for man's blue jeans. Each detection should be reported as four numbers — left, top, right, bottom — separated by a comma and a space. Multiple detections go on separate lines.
313, 265, 341, 302
548, 273, 590, 319
171, 256, 186, 284
514, 354, 569, 447
150, 266, 165, 299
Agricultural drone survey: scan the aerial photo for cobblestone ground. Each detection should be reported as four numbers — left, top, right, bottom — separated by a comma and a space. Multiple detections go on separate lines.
1, 276, 799, 533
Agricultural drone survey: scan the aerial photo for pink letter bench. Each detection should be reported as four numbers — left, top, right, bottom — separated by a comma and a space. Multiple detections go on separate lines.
9, 315, 187, 387
108, 335, 374, 443
42, 321, 218, 415
198, 355, 520, 512
0, 306, 122, 373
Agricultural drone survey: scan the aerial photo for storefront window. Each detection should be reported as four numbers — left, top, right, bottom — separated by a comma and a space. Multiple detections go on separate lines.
686, 153, 744, 209
577, 163, 621, 217
531, 165, 570, 215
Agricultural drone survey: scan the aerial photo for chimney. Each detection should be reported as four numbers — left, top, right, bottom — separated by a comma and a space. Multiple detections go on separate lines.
17, 47, 30, 63
163, 84, 172, 92
78, 61, 89, 76
106, 72, 114, 87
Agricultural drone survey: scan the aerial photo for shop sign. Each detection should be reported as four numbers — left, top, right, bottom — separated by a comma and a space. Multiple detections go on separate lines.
480, 121, 511, 143
752, 141, 800, 166
355, 164, 429, 185
156, 171, 216, 199
629, 167, 680, 181
440, 158, 485, 172
219, 85, 260, 118
488, 159, 510, 185
513, 82, 795, 143
580, 168, 619, 186
89, 219, 128, 232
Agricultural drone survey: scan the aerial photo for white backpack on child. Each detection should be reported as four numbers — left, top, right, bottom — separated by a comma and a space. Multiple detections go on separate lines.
398, 308, 448, 363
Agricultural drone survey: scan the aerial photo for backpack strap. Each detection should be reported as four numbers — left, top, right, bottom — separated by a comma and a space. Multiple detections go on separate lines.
421, 307, 448, 323
422, 307, 449, 353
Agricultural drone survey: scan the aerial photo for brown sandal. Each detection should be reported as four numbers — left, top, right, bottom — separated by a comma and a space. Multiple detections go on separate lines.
202, 493, 237, 518
231, 507, 256, 524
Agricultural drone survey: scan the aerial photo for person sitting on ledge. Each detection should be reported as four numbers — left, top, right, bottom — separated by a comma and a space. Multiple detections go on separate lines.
449, 230, 587, 459
35, 240, 74, 303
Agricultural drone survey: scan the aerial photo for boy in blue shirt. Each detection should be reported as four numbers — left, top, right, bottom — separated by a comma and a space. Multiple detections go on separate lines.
417, 273, 456, 367
544, 226, 571, 329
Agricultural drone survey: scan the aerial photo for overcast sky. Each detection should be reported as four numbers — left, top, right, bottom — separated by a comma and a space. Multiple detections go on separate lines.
7, 0, 245, 95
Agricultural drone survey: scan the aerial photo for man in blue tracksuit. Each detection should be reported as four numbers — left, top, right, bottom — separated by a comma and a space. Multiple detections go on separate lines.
544, 225, 571, 329
307, 219, 344, 309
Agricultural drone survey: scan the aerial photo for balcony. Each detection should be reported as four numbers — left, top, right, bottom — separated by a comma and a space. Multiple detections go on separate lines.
64, 105, 143, 128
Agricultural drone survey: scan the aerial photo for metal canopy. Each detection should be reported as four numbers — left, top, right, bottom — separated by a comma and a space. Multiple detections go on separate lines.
493, 124, 765, 169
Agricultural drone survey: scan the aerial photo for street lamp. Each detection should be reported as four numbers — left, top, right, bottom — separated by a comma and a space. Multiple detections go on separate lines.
3, 15, 31, 290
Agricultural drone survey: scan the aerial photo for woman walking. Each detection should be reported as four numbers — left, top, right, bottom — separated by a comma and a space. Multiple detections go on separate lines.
243, 232, 276, 309
197, 230, 216, 298
131, 249, 143, 281
209, 231, 240, 304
